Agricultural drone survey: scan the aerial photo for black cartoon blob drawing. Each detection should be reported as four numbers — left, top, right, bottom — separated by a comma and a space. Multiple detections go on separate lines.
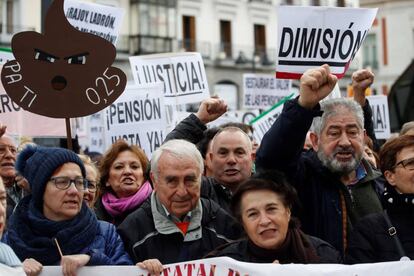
1, 0, 126, 118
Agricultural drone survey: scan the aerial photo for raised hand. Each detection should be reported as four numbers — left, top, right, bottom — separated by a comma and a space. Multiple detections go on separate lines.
298, 64, 338, 109
195, 96, 228, 124
352, 69, 374, 107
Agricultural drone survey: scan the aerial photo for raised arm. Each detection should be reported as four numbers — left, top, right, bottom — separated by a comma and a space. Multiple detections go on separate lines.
256, 65, 337, 172
164, 97, 227, 144
351, 69, 379, 152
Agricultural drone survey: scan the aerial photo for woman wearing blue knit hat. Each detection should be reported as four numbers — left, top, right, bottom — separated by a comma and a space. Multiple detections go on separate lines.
4, 146, 132, 275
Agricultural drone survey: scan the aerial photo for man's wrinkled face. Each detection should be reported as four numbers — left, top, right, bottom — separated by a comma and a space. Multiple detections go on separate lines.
314, 110, 365, 174
210, 130, 254, 190
152, 152, 201, 219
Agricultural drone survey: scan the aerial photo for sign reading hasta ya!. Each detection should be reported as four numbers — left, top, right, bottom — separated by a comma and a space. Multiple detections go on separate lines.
0, 0, 126, 118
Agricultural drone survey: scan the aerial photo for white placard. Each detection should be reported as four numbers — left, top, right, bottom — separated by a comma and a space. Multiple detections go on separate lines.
0, 49, 14, 64
39, 258, 414, 276
276, 6, 377, 79
88, 111, 106, 153
250, 94, 296, 143
367, 95, 391, 139
64, 0, 125, 45
104, 83, 167, 158
129, 52, 210, 105
243, 74, 292, 109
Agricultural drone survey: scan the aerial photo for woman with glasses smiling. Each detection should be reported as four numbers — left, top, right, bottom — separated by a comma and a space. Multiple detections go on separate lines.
4, 146, 132, 276
347, 135, 414, 263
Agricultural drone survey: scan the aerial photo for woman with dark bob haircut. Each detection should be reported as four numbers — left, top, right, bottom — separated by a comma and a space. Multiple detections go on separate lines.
347, 135, 414, 263
208, 171, 341, 264
95, 140, 152, 226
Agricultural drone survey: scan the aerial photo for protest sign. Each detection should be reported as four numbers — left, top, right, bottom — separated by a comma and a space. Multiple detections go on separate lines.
243, 74, 292, 109
250, 93, 295, 143
39, 257, 414, 276
208, 109, 261, 128
129, 52, 210, 105
88, 111, 106, 153
0, 77, 67, 137
104, 83, 167, 158
367, 95, 391, 139
276, 6, 377, 79
0, 48, 14, 64
64, 0, 125, 45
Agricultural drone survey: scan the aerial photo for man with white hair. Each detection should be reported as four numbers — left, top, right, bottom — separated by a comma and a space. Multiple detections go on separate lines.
256, 65, 383, 255
118, 139, 241, 270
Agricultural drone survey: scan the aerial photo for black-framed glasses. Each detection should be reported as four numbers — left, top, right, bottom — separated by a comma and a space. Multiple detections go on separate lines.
0, 145, 17, 156
49, 177, 87, 191
393, 157, 414, 171
86, 180, 97, 192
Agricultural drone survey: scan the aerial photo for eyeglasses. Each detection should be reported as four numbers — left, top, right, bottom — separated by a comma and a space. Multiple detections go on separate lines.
49, 177, 87, 191
0, 145, 17, 156
86, 180, 97, 192
393, 157, 414, 171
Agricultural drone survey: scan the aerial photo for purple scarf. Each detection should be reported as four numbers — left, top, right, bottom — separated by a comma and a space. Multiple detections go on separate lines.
102, 180, 152, 217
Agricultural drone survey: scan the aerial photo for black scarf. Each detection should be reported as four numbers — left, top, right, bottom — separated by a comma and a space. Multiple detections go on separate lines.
247, 218, 320, 264
7, 195, 99, 264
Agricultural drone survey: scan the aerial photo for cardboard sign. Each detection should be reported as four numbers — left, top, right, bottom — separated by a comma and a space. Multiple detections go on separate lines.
367, 95, 391, 139
129, 52, 210, 105
0, 48, 14, 64
250, 93, 296, 143
243, 74, 292, 109
276, 6, 377, 79
38, 258, 414, 276
207, 109, 261, 128
64, 0, 125, 45
104, 83, 167, 158
88, 111, 106, 153
0, 76, 67, 137
1, 0, 126, 118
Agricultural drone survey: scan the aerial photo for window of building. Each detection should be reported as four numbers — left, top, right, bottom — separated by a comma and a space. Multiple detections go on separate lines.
220, 20, 232, 58
363, 33, 378, 69
6, 0, 13, 34
311, 0, 320, 6
337, 0, 345, 7
254, 24, 266, 57
130, 0, 176, 54
182, 15, 196, 51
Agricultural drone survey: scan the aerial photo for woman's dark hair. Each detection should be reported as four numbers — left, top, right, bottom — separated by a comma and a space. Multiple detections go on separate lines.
99, 139, 149, 195
230, 170, 298, 222
379, 134, 414, 173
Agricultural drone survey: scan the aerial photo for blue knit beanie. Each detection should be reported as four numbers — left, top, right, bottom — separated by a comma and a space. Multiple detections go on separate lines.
16, 145, 86, 209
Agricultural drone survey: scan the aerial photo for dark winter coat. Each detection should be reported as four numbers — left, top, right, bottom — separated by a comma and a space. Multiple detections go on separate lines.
255, 98, 384, 254
117, 194, 242, 264
346, 188, 414, 263
5, 196, 132, 265
210, 235, 341, 264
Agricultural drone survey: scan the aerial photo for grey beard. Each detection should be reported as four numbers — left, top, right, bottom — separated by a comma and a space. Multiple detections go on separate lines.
317, 149, 361, 175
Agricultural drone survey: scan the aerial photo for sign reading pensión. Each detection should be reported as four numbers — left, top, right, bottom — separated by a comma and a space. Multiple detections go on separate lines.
104, 83, 167, 158
276, 6, 377, 79
64, 0, 125, 45
129, 53, 210, 105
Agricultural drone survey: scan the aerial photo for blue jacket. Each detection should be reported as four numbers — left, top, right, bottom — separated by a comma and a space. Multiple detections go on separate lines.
256, 98, 384, 254
80, 220, 133, 265
5, 196, 132, 266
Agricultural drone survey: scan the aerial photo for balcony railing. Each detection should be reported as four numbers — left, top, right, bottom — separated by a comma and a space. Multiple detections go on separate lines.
129, 34, 173, 55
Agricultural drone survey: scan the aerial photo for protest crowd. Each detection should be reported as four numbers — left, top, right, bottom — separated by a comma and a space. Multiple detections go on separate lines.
0, 63, 413, 276
0, 1, 413, 275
